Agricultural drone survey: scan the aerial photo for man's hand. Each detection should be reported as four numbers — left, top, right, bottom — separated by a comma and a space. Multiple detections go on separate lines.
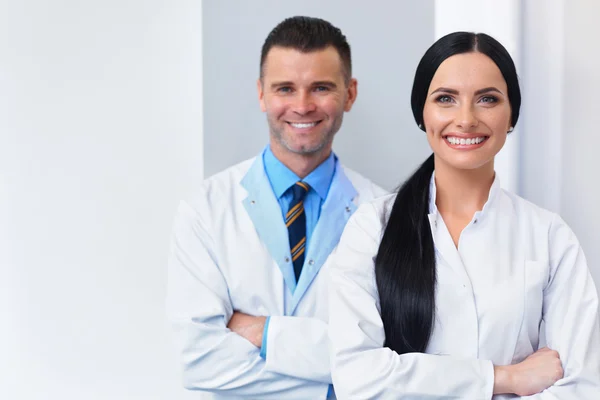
227, 311, 267, 348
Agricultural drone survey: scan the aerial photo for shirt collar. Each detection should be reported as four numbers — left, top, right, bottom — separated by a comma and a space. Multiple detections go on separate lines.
263, 145, 336, 200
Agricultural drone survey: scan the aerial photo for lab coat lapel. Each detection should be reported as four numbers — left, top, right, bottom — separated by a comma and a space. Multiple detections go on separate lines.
241, 156, 297, 294
290, 163, 358, 314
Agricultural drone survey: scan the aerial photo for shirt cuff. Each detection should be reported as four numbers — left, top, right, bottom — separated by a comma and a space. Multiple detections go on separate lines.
259, 316, 270, 359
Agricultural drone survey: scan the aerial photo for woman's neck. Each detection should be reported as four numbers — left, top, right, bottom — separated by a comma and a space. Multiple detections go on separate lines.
434, 158, 495, 218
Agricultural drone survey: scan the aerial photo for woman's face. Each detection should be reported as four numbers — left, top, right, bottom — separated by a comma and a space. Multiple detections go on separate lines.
422, 52, 512, 172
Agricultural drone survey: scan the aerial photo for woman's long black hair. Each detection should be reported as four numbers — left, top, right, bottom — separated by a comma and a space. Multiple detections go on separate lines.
375, 32, 521, 354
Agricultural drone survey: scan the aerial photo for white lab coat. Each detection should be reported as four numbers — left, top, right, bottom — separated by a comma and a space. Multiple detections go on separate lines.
329, 174, 600, 399
167, 153, 386, 399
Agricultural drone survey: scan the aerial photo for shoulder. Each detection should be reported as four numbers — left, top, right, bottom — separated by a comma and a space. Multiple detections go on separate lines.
499, 189, 558, 230
342, 193, 397, 246
339, 164, 389, 201
499, 190, 582, 260
183, 157, 255, 215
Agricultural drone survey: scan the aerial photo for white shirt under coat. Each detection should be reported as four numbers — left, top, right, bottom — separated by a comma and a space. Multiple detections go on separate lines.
329, 174, 600, 399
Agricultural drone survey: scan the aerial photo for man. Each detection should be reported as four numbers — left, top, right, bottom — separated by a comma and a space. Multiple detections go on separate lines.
167, 16, 386, 399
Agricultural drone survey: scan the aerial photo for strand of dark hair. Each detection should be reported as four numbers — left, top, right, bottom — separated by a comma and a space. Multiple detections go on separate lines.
375, 154, 436, 353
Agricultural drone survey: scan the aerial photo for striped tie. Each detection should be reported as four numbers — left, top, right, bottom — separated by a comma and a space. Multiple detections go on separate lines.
286, 181, 309, 282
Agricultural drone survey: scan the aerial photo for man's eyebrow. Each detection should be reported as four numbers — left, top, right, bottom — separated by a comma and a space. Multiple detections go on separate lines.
270, 81, 294, 89
312, 81, 337, 88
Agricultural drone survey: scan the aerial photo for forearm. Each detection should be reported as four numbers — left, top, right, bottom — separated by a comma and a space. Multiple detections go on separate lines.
172, 318, 329, 399
332, 349, 494, 399
263, 316, 331, 383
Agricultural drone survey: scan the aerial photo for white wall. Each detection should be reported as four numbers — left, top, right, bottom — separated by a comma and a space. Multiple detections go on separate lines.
560, 0, 600, 293
0, 1, 202, 398
521, 0, 600, 294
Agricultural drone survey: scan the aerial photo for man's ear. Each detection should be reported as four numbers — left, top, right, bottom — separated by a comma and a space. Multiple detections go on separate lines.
344, 78, 358, 112
257, 79, 266, 112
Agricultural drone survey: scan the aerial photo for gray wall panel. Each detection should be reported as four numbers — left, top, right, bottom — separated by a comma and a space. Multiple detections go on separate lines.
203, 0, 435, 190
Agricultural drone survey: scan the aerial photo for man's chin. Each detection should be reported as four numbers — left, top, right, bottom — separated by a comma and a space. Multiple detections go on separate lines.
284, 142, 326, 155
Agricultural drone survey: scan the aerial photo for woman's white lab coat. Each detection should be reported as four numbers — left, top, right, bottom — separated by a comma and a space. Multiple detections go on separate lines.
329, 175, 600, 399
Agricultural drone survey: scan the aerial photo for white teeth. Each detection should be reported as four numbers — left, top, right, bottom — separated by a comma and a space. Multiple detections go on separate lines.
446, 136, 486, 146
290, 122, 317, 128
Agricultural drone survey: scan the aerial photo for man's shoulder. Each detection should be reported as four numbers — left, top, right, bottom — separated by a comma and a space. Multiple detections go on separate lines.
338, 164, 388, 201
185, 157, 256, 212
203, 157, 255, 190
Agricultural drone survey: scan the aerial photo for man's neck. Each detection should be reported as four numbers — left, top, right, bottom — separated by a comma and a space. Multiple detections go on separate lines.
269, 145, 331, 179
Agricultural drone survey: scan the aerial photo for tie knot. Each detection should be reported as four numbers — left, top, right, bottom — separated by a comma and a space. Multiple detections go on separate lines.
291, 181, 309, 201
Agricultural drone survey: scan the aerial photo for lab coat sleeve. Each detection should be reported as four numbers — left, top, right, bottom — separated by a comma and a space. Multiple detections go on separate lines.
524, 215, 600, 399
329, 203, 495, 400
263, 315, 330, 383
166, 200, 329, 399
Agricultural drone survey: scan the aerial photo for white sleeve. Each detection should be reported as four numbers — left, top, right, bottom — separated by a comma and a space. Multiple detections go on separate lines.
523, 215, 600, 399
264, 316, 330, 383
329, 203, 494, 400
166, 200, 329, 399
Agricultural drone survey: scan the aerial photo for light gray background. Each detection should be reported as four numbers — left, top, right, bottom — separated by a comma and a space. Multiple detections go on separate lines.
0, 1, 201, 398
203, 0, 435, 190
520, 0, 600, 293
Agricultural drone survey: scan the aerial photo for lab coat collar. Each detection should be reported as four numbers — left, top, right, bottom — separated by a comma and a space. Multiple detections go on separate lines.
240, 150, 359, 312
428, 171, 502, 222
241, 153, 299, 294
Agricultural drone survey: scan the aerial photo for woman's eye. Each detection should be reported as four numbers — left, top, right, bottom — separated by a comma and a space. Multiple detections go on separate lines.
480, 96, 498, 104
436, 95, 454, 103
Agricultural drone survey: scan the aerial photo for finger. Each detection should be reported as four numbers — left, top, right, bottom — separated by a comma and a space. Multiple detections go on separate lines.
537, 347, 549, 352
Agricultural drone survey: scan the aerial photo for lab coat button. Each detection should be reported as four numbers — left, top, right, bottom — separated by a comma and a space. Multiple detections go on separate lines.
345, 206, 351, 212
308, 259, 314, 265
285, 257, 290, 263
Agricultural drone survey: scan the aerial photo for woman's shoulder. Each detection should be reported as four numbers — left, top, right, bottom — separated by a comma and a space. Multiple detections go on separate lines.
338, 193, 396, 249
498, 189, 581, 252
499, 188, 558, 227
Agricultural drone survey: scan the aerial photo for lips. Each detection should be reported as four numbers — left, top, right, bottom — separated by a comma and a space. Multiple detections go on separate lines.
442, 133, 490, 149
289, 122, 317, 128
445, 136, 486, 145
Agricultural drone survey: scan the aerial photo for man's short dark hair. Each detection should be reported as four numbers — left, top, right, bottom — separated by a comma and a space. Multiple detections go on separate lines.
260, 16, 352, 84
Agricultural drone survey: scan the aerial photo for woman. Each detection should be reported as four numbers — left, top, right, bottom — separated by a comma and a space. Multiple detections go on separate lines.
329, 32, 600, 399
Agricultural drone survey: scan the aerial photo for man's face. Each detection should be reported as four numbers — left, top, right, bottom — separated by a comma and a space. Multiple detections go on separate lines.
258, 46, 357, 158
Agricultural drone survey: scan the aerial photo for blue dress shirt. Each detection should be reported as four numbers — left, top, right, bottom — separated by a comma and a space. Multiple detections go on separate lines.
263, 145, 335, 251
259, 147, 335, 361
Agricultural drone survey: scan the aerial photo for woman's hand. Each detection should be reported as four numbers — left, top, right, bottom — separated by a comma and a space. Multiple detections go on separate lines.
493, 347, 564, 396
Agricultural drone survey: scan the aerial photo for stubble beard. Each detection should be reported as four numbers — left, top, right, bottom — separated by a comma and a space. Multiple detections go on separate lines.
268, 114, 343, 155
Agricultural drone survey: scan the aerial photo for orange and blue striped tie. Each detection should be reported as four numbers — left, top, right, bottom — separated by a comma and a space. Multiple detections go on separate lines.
286, 181, 309, 282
